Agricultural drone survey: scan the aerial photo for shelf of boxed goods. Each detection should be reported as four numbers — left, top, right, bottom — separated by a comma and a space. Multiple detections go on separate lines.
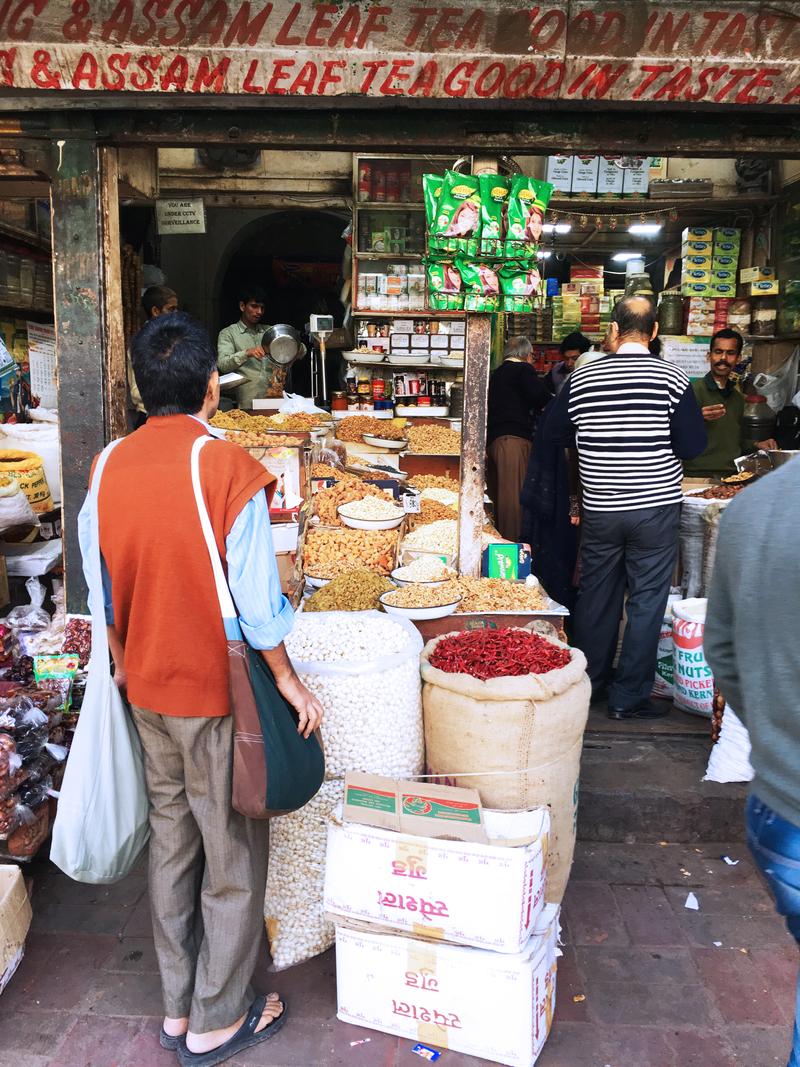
355, 252, 424, 261
351, 310, 464, 319
548, 193, 779, 213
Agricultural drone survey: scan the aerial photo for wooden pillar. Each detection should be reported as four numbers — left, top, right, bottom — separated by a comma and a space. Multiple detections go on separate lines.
100, 147, 128, 441
457, 314, 492, 577
51, 138, 123, 612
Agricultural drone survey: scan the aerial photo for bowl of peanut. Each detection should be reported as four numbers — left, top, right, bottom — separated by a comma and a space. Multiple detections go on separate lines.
379, 583, 462, 621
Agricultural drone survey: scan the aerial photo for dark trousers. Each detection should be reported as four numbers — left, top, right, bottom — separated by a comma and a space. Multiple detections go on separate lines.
574, 503, 680, 709
747, 795, 800, 1067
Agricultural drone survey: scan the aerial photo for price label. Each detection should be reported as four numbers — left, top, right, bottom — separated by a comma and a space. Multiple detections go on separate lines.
402, 489, 421, 514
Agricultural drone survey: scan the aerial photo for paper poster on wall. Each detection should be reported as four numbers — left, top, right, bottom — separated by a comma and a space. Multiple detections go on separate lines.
27, 322, 57, 408
661, 337, 709, 379
155, 199, 206, 235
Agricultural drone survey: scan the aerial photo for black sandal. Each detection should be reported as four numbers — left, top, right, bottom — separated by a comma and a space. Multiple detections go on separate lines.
160, 1028, 182, 1051
177, 996, 287, 1067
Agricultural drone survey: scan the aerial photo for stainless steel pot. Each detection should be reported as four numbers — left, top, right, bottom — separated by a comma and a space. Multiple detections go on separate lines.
261, 324, 307, 366
767, 449, 800, 468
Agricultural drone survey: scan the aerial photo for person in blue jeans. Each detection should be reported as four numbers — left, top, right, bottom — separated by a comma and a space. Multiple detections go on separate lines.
705, 458, 800, 1067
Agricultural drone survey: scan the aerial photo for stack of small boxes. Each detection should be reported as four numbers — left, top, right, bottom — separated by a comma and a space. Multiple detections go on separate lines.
553, 265, 612, 342
680, 226, 741, 298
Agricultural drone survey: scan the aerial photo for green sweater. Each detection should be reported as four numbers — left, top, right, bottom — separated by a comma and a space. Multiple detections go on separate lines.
682, 374, 744, 477
705, 463, 800, 824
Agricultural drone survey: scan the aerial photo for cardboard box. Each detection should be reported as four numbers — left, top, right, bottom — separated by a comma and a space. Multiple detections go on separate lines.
482, 543, 532, 580
545, 154, 573, 194
751, 279, 780, 296
709, 283, 736, 297
740, 266, 776, 283
682, 240, 713, 256
334, 906, 559, 1067
682, 269, 711, 284
682, 283, 713, 297
711, 270, 736, 285
712, 255, 739, 270
714, 240, 740, 255
682, 227, 713, 241
570, 155, 599, 196
325, 792, 550, 953
683, 254, 714, 269
622, 157, 650, 196
341, 773, 487, 843
714, 227, 741, 243
0, 866, 32, 995
597, 156, 624, 197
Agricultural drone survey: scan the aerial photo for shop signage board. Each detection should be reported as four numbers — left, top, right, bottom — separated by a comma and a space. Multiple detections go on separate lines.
155, 198, 206, 234
2, 2, 800, 106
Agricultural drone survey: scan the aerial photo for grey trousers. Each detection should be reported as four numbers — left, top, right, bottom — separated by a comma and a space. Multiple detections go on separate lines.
131, 707, 269, 1032
573, 504, 680, 709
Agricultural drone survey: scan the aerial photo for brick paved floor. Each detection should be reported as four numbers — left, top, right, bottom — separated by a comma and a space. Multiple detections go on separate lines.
0, 841, 794, 1067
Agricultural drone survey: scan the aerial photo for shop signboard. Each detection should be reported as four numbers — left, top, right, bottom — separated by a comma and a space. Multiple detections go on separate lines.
1, 2, 800, 106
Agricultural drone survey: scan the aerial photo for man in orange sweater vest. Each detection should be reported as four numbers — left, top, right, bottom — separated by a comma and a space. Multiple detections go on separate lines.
79, 313, 322, 1067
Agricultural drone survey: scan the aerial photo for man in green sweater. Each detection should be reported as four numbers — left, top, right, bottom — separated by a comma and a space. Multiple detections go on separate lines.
683, 328, 776, 478
705, 460, 800, 1066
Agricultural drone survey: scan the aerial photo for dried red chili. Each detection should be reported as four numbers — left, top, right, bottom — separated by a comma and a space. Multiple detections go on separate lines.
429, 628, 571, 681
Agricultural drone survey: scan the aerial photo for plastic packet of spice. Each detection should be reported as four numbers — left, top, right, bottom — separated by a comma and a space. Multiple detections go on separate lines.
499, 262, 542, 313
411, 1045, 442, 1062
423, 174, 445, 254
456, 256, 500, 313
33, 654, 79, 713
505, 175, 553, 257
427, 262, 464, 311
479, 173, 511, 257
431, 171, 481, 256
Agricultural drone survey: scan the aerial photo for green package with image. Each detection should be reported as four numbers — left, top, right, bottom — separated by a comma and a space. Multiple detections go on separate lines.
423, 174, 445, 255
456, 255, 500, 313
505, 176, 553, 257
479, 174, 511, 257
431, 171, 482, 257
427, 261, 464, 311
499, 262, 542, 313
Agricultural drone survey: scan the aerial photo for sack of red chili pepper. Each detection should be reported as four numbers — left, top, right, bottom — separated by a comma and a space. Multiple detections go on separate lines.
428, 628, 571, 682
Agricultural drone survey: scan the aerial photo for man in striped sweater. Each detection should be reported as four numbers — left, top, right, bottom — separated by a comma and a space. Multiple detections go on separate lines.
544, 296, 706, 719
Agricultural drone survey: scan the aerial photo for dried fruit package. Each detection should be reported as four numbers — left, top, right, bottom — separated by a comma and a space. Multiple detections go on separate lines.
479, 174, 511, 256
505, 176, 553, 257
499, 262, 542, 313
422, 174, 445, 254
456, 256, 500, 313
427, 262, 464, 311
431, 171, 481, 256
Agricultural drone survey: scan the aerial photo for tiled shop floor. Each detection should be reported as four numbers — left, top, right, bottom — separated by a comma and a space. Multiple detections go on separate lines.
0, 842, 795, 1067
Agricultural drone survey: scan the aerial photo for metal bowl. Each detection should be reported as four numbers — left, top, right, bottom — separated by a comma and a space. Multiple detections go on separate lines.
262, 324, 306, 366
767, 450, 800, 468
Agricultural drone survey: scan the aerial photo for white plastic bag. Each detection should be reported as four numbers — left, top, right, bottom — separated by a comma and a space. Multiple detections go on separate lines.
50, 439, 150, 884
0, 478, 37, 533
0, 422, 61, 506
277, 392, 328, 416
704, 706, 754, 784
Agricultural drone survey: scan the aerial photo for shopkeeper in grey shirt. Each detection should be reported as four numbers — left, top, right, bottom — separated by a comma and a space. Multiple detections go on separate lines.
217, 285, 287, 409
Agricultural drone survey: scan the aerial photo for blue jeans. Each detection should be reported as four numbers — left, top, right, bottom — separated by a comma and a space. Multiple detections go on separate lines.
747, 794, 800, 1067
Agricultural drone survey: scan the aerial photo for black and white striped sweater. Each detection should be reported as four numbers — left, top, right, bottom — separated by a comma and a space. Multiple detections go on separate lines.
545, 345, 707, 513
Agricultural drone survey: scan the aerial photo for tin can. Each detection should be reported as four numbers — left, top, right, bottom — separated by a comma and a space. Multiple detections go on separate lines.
408, 378, 421, 396
372, 378, 385, 399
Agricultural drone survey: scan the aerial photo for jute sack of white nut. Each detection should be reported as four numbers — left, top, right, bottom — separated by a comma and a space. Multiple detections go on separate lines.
265, 612, 424, 970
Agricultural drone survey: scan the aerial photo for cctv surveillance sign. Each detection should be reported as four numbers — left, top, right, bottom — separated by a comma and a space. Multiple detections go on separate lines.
156, 198, 206, 235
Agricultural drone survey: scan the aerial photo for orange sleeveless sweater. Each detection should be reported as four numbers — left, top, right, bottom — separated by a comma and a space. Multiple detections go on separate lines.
96, 415, 274, 717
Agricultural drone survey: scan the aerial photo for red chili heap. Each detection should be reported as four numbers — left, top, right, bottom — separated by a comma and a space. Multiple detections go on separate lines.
429, 628, 571, 681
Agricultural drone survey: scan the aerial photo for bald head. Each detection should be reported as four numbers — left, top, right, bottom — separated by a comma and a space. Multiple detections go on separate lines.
606, 295, 658, 354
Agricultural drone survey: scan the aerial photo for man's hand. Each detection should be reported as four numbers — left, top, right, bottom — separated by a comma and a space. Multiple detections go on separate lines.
275, 672, 324, 738
245, 345, 266, 360
702, 404, 726, 422
756, 438, 778, 451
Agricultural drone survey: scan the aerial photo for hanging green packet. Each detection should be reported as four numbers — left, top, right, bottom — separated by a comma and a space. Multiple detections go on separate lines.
505, 176, 553, 257
423, 174, 445, 255
499, 262, 542, 313
456, 255, 500, 313
479, 174, 511, 257
431, 171, 482, 256
427, 261, 464, 311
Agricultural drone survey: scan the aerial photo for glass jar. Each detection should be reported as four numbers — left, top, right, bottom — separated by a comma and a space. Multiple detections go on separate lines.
657, 292, 683, 335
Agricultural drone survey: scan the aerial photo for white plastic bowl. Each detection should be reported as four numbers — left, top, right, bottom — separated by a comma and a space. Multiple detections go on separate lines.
390, 567, 455, 588
337, 504, 404, 531
304, 573, 332, 589
362, 434, 408, 451
379, 591, 461, 621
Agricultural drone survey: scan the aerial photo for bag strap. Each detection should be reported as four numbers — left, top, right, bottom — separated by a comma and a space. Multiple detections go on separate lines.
190, 436, 243, 639
86, 438, 124, 665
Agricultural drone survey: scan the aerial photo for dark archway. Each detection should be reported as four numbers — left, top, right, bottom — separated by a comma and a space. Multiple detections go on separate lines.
215, 209, 347, 395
